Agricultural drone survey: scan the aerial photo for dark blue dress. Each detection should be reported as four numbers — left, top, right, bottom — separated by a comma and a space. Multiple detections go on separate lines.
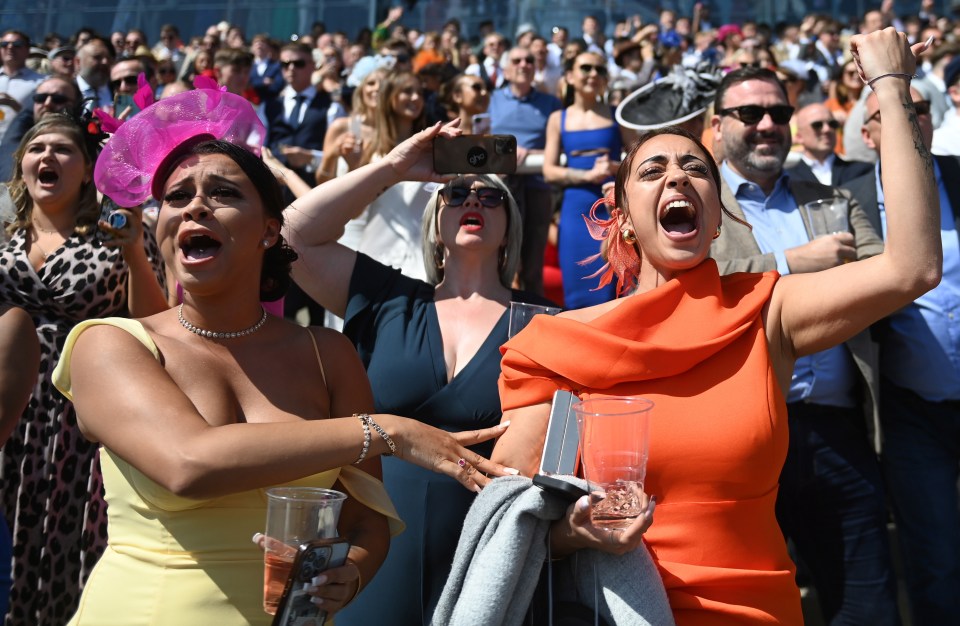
337, 254, 554, 625
557, 109, 622, 309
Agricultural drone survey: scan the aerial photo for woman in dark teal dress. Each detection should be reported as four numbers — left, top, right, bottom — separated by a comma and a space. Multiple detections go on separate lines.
281, 122, 555, 624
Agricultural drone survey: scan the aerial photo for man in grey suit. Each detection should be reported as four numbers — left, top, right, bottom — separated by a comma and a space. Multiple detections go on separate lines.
708, 67, 901, 625
843, 87, 960, 625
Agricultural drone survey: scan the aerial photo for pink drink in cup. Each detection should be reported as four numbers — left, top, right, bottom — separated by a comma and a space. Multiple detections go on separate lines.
263, 487, 346, 615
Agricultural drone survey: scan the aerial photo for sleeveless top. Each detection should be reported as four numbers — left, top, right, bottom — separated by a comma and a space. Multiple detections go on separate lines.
500, 260, 803, 625
53, 318, 403, 625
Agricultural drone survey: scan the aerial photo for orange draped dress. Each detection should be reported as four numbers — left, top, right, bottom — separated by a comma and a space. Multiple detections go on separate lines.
499, 260, 803, 625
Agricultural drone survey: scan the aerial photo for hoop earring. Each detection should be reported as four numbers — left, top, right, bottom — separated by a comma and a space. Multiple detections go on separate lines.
622, 230, 637, 245
713, 225, 722, 240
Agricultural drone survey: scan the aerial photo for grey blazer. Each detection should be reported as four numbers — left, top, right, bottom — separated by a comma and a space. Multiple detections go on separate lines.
709, 177, 884, 452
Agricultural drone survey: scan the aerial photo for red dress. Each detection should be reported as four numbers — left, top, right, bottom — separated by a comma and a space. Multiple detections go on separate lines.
499, 260, 803, 625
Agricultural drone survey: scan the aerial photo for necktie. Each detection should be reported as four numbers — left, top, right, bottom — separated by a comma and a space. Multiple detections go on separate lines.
289, 94, 305, 127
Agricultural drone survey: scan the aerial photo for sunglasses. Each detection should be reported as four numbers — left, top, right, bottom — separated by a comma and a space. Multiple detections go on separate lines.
110, 75, 138, 90
719, 104, 794, 125
810, 119, 840, 132
510, 56, 534, 65
0, 41, 26, 49
54, 55, 75, 63
32, 92, 70, 105
468, 83, 487, 92
867, 100, 931, 124
579, 63, 608, 76
158, 66, 176, 75
280, 59, 307, 69
441, 186, 507, 207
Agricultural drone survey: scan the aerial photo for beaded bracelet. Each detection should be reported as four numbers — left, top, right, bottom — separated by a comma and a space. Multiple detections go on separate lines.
364, 414, 398, 456
353, 414, 371, 465
866, 72, 915, 89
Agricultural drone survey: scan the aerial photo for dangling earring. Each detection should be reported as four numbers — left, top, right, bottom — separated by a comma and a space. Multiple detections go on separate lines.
713, 225, 722, 240
622, 230, 637, 244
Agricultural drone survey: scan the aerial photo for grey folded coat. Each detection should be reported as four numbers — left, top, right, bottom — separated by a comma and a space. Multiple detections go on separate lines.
431, 475, 675, 626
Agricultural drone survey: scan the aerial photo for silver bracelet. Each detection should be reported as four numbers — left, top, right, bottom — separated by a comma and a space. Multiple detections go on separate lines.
353, 413, 371, 464
364, 414, 397, 456
866, 72, 915, 89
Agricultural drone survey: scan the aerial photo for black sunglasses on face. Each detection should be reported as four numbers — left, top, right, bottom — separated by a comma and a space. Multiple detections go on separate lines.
0, 41, 26, 49
468, 83, 487, 92
579, 63, 608, 76
719, 104, 794, 125
110, 75, 138, 90
33, 92, 70, 105
441, 186, 507, 207
810, 119, 840, 132
868, 100, 931, 124
280, 59, 307, 69
510, 56, 534, 65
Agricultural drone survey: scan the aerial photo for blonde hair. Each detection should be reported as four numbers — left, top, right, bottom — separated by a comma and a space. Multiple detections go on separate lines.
362, 71, 426, 165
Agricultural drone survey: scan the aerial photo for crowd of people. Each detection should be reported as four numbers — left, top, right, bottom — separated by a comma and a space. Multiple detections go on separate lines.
0, 3, 957, 626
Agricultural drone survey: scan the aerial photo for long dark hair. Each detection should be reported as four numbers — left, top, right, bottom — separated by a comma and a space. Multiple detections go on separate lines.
157, 139, 298, 301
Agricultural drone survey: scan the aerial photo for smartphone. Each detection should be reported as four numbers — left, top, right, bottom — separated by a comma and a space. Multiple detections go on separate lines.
113, 93, 140, 117
471, 113, 491, 136
433, 135, 517, 175
272, 538, 351, 626
533, 474, 589, 503
539, 390, 580, 476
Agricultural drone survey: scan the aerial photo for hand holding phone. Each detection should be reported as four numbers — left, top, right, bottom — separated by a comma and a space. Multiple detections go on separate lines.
272, 538, 351, 626
433, 135, 518, 175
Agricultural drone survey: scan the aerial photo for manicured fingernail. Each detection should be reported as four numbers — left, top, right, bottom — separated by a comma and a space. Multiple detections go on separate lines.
311, 597, 324, 606
311, 575, 327, 586
578, 495, 590, 511
301, 582, 312, 592
504, 467, 520, 475
925, 35, 935, 48
474, 484, 482, 493
251, 533, 263, 544
500, 420, 511, 428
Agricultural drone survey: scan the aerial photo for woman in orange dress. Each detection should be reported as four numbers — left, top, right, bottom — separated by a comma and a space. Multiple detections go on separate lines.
493, 29, 939, 625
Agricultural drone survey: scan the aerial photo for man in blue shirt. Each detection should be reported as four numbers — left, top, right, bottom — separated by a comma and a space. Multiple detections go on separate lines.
489, 46, 561, 295
708, 67, 900, 624
844, 87, 960, 625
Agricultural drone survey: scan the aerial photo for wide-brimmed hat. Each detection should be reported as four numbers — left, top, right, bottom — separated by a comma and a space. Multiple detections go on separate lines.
616, 66, 722, 130
613, 40, 642, 67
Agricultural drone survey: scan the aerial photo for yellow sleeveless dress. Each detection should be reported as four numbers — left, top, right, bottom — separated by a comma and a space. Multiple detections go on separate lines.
53, 318, 403, 625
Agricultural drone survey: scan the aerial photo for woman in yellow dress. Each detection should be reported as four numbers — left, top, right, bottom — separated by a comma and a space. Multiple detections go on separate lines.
52, 88, 511, 625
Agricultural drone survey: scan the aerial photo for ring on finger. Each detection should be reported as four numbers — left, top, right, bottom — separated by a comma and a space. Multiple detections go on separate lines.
457, 458, 467, 469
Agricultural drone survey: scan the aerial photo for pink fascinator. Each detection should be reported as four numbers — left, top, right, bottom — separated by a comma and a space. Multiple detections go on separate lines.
94, 88, 265, 207
579, 193, 641, 296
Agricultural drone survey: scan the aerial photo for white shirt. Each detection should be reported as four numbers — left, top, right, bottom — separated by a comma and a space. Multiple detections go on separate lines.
932, 113, 960, 156
799, 153, 835, 185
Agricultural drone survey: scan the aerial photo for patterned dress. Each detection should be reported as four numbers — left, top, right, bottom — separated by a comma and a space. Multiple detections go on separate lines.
0, 228, 163, 625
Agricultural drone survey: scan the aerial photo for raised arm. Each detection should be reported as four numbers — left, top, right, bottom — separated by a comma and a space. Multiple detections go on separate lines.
766, 29, 942, 375
281, 121, 457, 316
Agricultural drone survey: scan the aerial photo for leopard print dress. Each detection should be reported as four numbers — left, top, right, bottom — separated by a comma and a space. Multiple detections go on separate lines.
0, 228, 163, 626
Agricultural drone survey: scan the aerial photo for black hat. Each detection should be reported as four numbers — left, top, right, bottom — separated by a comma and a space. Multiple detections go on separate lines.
616, 66, 722, 130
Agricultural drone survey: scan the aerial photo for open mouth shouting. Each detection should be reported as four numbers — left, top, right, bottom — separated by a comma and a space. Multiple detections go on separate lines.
460, 211, 484, 232
178, 229, 222, 263
659, 197, 700, 240
36, 168, 60, 187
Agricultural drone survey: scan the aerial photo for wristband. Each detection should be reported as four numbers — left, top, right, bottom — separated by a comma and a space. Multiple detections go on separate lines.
866, 72, 915, 89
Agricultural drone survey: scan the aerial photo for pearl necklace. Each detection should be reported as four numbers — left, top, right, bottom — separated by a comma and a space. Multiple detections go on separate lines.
177, 304, 268, 340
